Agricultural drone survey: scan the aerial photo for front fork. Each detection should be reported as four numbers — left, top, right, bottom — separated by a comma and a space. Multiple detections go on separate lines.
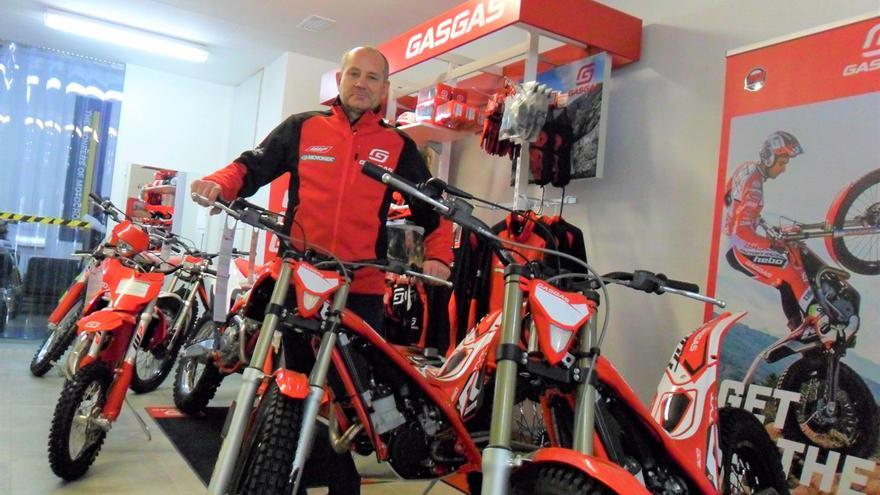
209, 260, 294, 495
166, 277, 201, 350
101, 298, 159, 422
482, 265, 527, 495
481, 266, 598, 495
288, 284, 349, 495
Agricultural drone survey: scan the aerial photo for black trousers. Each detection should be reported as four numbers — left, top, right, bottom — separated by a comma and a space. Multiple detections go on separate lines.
299, 294, 383, 495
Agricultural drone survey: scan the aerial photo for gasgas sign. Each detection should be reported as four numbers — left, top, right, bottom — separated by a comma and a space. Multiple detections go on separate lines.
381, 0, 520, 74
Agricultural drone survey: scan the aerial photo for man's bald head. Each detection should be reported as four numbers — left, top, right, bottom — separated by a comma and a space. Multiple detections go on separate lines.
340, 46, 389, 81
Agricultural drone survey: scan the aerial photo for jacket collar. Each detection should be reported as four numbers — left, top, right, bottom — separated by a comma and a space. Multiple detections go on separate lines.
331, 97, 384, 130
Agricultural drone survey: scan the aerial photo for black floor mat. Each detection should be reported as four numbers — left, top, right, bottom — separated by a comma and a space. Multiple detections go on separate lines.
149, 406, 226, 485
149, 406, 364, 491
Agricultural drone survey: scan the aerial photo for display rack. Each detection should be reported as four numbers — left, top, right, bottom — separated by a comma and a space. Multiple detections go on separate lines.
319, 0, 642, 209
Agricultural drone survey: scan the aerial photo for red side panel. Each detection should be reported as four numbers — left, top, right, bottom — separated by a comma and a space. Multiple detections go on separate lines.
595, 357, 717, 495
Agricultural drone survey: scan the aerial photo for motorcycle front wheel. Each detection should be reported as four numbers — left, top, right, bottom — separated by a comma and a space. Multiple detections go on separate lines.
30, 298, 83, 377
718, 407, 789, 495
828, 168, 880, 275
511, 465, 613, 495
777, 357, 878, 458
130, 297, 195, 393
47, 362, 113, 480
173, 315, 225, 415
230, 381, 305, 495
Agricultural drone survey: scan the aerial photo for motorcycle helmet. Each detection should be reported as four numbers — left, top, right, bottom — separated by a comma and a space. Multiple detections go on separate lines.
759, 131, 804, 167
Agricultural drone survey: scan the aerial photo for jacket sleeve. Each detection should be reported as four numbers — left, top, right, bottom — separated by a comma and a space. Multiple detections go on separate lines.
202, 114, 302, 200
394, 135, 454, 266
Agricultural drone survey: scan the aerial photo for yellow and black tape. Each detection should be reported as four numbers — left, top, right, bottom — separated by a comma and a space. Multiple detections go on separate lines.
0, 212, 91, 229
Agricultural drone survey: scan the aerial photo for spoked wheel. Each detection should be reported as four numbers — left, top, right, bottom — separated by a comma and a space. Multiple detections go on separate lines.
511, 398, 551, 451
777, 357, 878, 458
30, 298, 84, 377
47, 362, 113, 480
173, 315, 224, 415
719, 407, 789, 495
230, 381, 305, 495
130, 297, 194, 393
828, 168, 880, 274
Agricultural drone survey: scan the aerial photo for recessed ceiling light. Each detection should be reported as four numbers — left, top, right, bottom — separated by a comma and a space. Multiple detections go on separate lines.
44, 8, 209, 63
297, 15, 336, 32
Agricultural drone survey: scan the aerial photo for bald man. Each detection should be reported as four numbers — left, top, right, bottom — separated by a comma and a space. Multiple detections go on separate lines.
190, 46, 453, 494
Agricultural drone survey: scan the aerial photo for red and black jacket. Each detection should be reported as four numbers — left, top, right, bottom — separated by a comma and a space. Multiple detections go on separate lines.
203, 102, 453, 295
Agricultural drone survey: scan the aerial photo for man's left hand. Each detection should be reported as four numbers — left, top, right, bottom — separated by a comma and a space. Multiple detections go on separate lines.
422, 260, 451, 285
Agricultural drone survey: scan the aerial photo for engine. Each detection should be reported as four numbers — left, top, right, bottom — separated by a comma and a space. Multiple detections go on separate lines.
215, 314, 259, 367
362, 355, 466, 479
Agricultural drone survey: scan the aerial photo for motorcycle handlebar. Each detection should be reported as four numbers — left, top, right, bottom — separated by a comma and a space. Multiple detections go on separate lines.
360, 161, 508, 262
601, 270, 725, 308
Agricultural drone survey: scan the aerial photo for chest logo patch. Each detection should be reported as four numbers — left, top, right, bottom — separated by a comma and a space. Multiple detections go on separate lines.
368, 148, 390, 164
305, 145, 333, 153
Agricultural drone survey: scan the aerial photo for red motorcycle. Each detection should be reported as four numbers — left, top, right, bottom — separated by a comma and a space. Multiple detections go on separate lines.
30, 194, 129, 376
197, 195, 536, 495
46, 215, 209, 479
363, 163, 789, 495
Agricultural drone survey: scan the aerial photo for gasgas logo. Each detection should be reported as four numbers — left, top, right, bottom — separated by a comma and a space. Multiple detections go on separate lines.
405, 0, 506, 60
843, 22, 880, 76
575, 63, 595, 85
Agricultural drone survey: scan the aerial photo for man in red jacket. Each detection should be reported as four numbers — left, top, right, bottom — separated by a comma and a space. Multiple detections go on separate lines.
191, 45, 453, 494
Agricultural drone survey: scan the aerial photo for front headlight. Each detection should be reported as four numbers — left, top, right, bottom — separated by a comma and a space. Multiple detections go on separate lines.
117, 240, 135, 257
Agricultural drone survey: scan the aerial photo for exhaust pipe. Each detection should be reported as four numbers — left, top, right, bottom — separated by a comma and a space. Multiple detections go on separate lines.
327, 404, 363, 454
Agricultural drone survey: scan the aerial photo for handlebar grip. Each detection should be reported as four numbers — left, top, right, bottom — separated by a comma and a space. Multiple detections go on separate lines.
89, 192, 103, 204
203, 268, 217, 277
362, 161, 389, 182
664, 279, 700, 293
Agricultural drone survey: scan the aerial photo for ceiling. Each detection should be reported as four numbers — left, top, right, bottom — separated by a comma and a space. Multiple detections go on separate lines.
0, 0, 730, 86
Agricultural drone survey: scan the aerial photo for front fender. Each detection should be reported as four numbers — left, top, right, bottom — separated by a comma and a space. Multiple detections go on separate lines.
273, 369, 327, 403
77, 310, 136, 333
514, 448, 651, 495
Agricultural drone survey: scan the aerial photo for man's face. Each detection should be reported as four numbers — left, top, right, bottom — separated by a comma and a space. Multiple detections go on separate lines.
336, 49, 389, 118
766, 155, 790, 179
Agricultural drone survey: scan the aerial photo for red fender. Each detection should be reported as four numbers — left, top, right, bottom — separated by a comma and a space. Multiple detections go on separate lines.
48, 280, 86, 324
516, 448, 651, 495
77, 310, 137, 333
273, 369, 327, 403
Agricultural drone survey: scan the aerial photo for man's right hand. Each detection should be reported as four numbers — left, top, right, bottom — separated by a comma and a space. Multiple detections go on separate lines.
190, 179, 223, 215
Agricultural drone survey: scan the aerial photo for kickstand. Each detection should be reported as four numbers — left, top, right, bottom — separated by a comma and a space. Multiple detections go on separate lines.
125, 396, 152, 441
422, 479, 439, 495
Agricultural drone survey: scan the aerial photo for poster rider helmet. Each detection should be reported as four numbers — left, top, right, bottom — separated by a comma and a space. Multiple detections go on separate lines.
759, 130, 804, 172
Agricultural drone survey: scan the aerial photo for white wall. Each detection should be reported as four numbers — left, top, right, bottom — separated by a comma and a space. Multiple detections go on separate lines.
215, 52, 336, 260
451, 1, 879, 400
112, 64, 234, 248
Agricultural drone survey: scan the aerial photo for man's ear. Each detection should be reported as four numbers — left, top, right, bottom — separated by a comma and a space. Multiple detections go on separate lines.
335, 71, 342, 86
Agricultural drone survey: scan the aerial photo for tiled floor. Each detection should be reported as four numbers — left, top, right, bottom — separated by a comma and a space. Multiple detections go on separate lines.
0, 340, 463, 495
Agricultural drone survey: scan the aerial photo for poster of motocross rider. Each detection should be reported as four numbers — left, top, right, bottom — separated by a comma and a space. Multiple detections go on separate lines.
707, 15, 880, 494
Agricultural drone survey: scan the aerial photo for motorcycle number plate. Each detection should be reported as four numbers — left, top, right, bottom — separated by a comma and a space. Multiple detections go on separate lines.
118, 278, 150, 298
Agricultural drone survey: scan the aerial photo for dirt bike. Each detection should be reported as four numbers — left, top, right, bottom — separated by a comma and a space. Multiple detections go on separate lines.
194, 195, 546, 495
46, 220, 213, 480
30, 193, 128, 377
741, 168, 880, 459
172, 249, 264, 416
364, 162, 789, 495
